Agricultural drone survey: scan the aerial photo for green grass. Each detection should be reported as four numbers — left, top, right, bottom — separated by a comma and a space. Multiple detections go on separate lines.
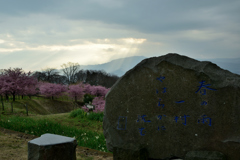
87, 112, 104, 122
0, 114, 108, 152
0, 101, 38, 115
0, 98, 79, 115
0, 98, 109, 153
69, 108, 88, 119
69, 109, 104, 122
33, 112, 103, 134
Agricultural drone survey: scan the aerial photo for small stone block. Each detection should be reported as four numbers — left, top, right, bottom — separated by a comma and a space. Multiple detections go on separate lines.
28, 133, 77, 160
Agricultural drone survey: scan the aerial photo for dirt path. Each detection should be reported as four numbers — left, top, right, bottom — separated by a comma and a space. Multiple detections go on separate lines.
0, 127, 113, 160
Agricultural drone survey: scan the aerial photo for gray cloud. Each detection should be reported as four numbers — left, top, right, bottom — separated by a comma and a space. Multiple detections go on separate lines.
0, 0, 239, 72
59, 0, 240, 34
2, 0, 239, 34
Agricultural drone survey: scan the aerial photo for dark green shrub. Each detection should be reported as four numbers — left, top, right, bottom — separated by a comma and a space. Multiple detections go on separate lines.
83, 94, 95, 104
69, 108, 87, 118
87, 112, 104, 122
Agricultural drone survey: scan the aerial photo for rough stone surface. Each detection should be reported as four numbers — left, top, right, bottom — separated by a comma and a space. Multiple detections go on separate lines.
113, 147, 148, 160
28, 133, 77, 160
103, 53, 240, 160
185, 151, 227, 160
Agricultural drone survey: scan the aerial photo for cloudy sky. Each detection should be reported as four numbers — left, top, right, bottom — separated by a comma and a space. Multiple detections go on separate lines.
0, 0, 239, 72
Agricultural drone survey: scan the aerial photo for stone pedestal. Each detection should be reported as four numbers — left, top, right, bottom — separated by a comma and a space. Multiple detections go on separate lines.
28, 133, 77, 160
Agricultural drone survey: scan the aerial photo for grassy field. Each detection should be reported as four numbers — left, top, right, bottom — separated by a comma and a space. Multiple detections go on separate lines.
0, 96, 108, 153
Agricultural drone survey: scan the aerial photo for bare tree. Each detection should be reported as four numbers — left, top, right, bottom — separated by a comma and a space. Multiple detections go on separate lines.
75, 69, 87, 83
61, 62, 80, 84
42, 68, 59, 83
0, 69, 4, 75
31, 71, 45, 82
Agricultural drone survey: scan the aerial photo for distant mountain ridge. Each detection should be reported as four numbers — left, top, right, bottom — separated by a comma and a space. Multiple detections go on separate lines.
79, 56, 147, 77
55, 55, 239, 77
79, 56, 240, 77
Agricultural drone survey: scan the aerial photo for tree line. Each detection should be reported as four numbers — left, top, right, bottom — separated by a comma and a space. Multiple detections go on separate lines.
0, 62, 119, 112
32, 62, 119, 88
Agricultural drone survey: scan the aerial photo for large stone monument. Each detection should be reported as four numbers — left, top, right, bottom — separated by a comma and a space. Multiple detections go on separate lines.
103, 53, 240, 160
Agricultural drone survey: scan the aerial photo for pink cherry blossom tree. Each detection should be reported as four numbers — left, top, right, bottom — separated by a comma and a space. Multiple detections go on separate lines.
83, 83, 92, 94
79, 83, 110, 113
92, 96, 105, 113
67, 83, 85, 102
39, 82, 67, 99
83, 83, 110, 96
0, 74, 5, 95
0, 75, 5, 110
81, 105, 89, 112
22, 84, 38, 99
0, 68, 38, 101
17, 74, 38, 99
90, 85, 110, 97
82, 96, 106, 113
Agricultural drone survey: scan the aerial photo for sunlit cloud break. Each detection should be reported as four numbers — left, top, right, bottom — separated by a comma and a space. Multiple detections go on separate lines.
0, 38, 146, 54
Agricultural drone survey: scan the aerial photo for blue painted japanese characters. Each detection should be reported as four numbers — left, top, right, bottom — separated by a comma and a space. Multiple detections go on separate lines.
116, 75, 216, 136
104, 54, 240, 159
117, 116, 127, 130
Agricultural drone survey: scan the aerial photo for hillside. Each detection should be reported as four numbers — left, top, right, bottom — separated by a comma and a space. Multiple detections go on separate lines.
1, 98, 77, 115
0, 98, 114, 160
68, 56, 147, 77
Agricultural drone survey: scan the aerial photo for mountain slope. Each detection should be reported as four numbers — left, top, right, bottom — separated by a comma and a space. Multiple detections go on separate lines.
79, 56, 240, 76
56, 55, 240, 77
80, 56, 147, 76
